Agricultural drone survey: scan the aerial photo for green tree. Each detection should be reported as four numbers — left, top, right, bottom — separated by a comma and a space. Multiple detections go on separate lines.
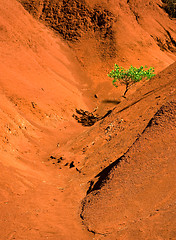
108, 65, 155, 97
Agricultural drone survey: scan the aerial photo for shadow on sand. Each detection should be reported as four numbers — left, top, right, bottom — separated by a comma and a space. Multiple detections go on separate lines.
102, 100, 121, 104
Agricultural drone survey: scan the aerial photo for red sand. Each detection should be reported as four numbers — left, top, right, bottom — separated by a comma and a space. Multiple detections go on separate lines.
82, 99, 176, 240
0, 0, 176, 239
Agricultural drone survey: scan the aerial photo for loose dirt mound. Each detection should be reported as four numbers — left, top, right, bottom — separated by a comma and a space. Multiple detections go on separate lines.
81, 99, 176, 239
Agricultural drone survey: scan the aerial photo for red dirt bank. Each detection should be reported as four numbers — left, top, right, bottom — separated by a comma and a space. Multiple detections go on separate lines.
19, 0, 176, 96
81, 94, 176, 240
0, 0, 176, 239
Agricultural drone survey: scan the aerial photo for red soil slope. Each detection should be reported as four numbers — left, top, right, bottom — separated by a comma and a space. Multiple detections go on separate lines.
57, 62, 176, 178
19, 0, 176, 96
0, 0, 93, 239
0, 0, 92, 159
0, 0, 176, 239
81, 99, 176, 240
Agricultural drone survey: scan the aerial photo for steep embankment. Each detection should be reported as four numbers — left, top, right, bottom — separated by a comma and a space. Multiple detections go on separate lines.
0, 0, 93, 239
55, 62, 176, 179
81, 99, 176, 240
0, 0, 91, 161
39, 61, 176, 240
54, 62, 176, 240
19, 0, 176, 98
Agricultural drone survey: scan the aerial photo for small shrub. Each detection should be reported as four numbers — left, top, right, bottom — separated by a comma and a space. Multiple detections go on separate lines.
108, 65, 155, 97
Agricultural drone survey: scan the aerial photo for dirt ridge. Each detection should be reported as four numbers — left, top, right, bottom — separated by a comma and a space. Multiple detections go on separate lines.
81, 99, 176, 239
85, 99, 176, 195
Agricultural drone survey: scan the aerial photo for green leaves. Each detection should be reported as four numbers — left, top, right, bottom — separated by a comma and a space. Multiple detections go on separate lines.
108, 64, 155, 96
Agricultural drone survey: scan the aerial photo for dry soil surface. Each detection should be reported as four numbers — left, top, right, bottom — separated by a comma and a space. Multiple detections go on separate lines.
0, 0, 176, 239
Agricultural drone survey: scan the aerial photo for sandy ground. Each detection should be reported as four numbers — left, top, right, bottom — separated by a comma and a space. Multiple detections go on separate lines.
0, 0, 176, 239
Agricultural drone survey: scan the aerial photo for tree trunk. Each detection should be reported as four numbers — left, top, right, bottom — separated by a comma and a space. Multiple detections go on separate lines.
123, 84, 129, 98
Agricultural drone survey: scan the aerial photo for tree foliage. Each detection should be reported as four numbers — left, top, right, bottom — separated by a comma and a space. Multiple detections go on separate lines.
108, 65, 155, 97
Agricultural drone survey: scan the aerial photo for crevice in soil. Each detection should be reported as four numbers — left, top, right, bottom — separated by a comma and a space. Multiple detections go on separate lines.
86, 157, 122, 194
165, 29, 176, 48
160, 0, 176, 18
127, 1, 140, 23
152, 21, 176, 52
